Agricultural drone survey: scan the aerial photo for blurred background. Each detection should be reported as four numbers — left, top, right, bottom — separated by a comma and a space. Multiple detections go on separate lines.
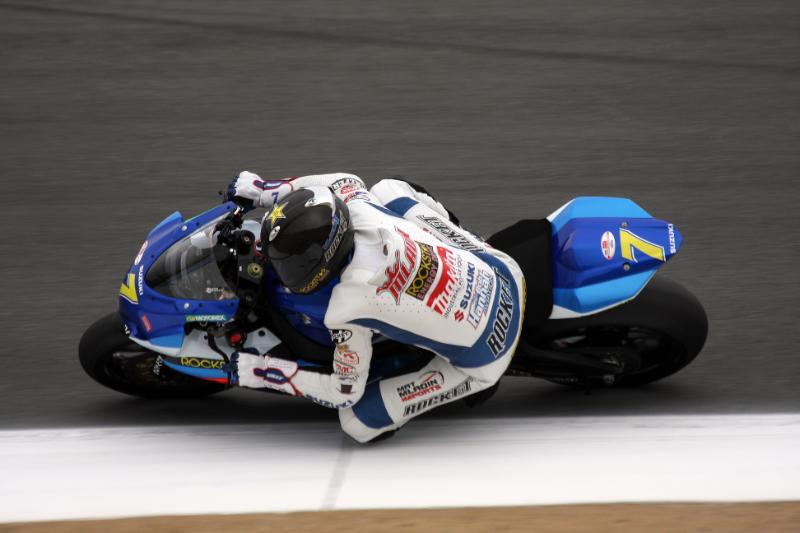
0, 0, 798, 431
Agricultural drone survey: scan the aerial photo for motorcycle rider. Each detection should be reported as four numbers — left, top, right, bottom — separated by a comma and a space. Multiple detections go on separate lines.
226, 171, 526, 443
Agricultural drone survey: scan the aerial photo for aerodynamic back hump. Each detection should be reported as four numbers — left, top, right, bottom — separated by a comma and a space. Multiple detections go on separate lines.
547, 197, 682, 318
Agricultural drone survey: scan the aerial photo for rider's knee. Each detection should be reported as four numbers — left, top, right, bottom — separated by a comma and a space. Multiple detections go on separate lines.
339, 406, 400, 444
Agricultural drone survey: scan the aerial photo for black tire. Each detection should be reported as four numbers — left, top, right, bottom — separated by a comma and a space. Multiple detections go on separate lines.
79, 312, 228, 398
521, 276, 708, 387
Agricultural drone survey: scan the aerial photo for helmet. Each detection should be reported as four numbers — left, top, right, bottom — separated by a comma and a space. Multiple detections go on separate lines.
261, 186, 354, 294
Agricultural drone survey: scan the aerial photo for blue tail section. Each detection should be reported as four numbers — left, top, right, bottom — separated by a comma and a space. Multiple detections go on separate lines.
548, 197, 682, 318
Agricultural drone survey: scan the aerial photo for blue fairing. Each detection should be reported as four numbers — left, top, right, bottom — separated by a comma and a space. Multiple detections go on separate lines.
118, 202, 240, 353
549, 197, 682, 316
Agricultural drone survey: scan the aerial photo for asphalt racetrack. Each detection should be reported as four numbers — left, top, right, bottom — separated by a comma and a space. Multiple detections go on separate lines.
0, 0, 798, 433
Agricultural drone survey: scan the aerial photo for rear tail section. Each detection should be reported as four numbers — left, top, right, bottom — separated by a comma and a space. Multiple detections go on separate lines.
547, 197, 682, 318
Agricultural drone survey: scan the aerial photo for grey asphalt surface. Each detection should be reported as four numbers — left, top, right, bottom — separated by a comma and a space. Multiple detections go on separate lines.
0, 0, 798, 431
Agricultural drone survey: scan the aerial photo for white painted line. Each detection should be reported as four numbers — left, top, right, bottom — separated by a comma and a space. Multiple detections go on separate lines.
1, 415, 798, 523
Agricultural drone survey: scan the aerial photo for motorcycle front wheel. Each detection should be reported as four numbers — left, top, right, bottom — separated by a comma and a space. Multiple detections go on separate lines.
79, 312, 228, 398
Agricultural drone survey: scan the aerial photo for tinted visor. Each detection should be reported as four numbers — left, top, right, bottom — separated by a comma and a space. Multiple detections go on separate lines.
266, 204, 334, 288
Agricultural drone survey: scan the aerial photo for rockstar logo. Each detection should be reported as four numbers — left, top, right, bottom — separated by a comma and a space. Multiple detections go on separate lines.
267, 201, 287, 226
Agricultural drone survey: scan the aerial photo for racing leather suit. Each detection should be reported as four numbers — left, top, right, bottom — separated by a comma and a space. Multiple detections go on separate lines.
234, 172, 526, 442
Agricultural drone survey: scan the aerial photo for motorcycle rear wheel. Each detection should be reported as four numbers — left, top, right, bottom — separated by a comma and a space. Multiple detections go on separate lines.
79, 312, 228, 398
518, 276, 708, 387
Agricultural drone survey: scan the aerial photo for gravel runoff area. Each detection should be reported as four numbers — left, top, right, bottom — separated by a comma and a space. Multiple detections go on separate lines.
3, 504, 800, 533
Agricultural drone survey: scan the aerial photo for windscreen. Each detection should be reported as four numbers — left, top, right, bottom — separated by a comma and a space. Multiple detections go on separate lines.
145, 216, 237, 301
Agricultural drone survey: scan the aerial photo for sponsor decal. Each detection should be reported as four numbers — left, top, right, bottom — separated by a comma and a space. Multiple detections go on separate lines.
152, 355, 163, 376
426, 247, 461, 316
376, 227, 418, 304
137, 265, 144, 296
335, 351, 360, 366
458, 262, 476, 310
304, 394, 355, 408
141, 314, 152, 333
180, 357, 225, 370
468, 270, 494, 329
266, 201, 287, 227
339, 384, 353, 395
396, 371, 444, 403
254, 367, 290, 385
416, 215, 482, 251
329, 329, 353, 344
454, 309, 464, 322
134, 240, 148, 266
667, 224, 677, 254
185, 314, 229, 322
123, 322, 131, 336
403, 379, 473, 417
330, 177, 364, 192
601, 231, 616, 260
334, 361, 356, 375
405, 242, 439, 301
339, 184, 358, 195
485, 268, 514, 357
323, 212, 349, 262
120, 273, 138, 304
299, 267, 329, 294
344, 191, 369, 203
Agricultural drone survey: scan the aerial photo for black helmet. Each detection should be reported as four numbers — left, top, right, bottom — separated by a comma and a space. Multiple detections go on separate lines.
261, 186, 354, 294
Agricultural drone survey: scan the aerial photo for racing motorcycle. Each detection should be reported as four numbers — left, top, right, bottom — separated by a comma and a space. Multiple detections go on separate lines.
79, 195, 708, 398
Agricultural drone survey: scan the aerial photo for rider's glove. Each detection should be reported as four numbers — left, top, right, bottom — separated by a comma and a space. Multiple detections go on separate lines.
224, 171, 296, 210
228, 350, 300, 396
224, 171, 264, 210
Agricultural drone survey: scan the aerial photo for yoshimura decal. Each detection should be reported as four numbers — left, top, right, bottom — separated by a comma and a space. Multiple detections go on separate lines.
416, 215, 482, 251
329, 329, 353, 343
486, 268, 514, 357
405, 242, 439, 301
396, 371, 444, 403
403, 378, 473, 417
376, 227, 418, 303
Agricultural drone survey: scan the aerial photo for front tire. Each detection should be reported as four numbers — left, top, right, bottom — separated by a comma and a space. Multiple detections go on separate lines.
79, 312, 228, 398
520, 276, 708, 387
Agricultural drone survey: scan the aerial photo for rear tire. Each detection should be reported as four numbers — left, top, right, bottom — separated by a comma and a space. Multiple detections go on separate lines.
521, 276, 708, 387
79, 312, 228, 398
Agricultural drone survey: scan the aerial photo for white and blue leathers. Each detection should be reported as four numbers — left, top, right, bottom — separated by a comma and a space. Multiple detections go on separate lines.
232, 172, 526, 442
